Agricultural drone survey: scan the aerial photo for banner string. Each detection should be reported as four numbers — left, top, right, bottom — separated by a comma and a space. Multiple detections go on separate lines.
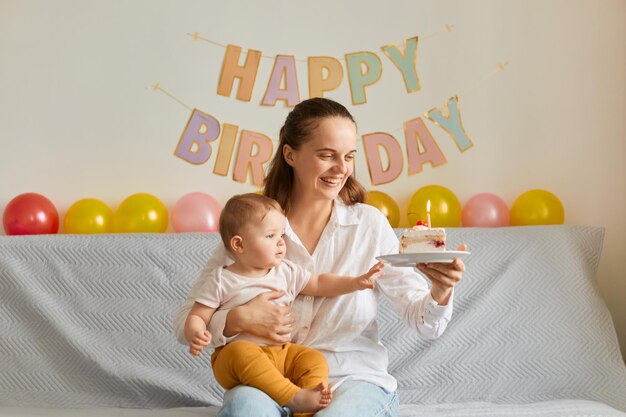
421, 23, 455, 40
458, 61, 509, 97
150, 83, 193, 111
186, 25, 455, 63
186, 32, 285, 61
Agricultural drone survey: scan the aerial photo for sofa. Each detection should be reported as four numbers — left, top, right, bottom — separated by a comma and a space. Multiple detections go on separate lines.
1, 225, 625, 417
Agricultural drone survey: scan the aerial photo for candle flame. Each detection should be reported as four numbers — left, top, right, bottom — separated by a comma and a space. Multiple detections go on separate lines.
426, 200, 431, 212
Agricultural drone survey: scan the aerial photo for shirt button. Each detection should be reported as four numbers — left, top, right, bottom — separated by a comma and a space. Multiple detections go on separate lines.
305, 296, 313, 301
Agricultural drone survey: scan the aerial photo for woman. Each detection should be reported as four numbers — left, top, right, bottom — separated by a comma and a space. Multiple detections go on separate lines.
173, 97, 466, 416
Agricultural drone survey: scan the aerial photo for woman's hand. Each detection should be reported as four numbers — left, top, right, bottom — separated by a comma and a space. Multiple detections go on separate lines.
416, 244, 467, 305
225, 290, 296, 343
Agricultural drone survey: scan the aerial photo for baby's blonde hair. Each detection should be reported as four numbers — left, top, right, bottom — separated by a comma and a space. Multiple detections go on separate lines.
219, 193, 284, 253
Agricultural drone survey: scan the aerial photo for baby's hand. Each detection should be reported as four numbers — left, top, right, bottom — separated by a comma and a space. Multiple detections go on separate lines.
352, 261, 384, 291
189, 330, 211, 356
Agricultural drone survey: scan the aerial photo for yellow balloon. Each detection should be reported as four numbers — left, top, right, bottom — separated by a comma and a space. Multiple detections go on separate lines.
114, 193, 169, 233
365, 191, 400, 228
510, 189, 564, 226
64, 198, 113, 234
407, 185, 461, 227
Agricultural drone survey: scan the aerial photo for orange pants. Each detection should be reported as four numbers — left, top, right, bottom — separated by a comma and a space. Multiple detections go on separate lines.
211, 340, 329, 408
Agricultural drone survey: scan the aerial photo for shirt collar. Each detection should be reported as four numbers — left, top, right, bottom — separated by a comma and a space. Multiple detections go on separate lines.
284, 199, 360, 235
333, 198, 360, 226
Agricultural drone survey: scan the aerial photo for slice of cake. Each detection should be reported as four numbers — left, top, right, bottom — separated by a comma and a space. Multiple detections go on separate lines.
400, 221, 446, 253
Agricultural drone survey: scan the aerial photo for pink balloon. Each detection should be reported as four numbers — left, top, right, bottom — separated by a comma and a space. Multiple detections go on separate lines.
3, 193, 59, 235
172, 192, 222, 233
462, 193, 510, 227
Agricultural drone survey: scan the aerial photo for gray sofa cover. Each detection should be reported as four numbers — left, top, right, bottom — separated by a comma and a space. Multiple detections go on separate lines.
1, 226, 625, 416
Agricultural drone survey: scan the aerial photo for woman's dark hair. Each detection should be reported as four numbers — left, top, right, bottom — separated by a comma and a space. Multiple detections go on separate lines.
263, 97, 366, 212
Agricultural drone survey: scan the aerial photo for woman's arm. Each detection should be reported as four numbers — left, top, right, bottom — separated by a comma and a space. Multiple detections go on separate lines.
370, 209, 462, 339
214, 290, 297, 344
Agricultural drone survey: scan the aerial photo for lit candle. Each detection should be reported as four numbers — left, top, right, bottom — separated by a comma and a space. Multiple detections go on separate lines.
426, 200, 431, 229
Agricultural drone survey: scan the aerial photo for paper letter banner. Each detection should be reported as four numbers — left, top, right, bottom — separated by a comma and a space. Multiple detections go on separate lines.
404, 117, 447, 175
345, 52, 383, 105
175, 109, 220, 164
233, 130, 274, 186
426, 96, 474, 151
162, 32, 494, 185
217, 44, 262, 102
262, 55, 301, 107
362, 133, 403, 185
308, 56, 344, 98
381, 36, 420, 93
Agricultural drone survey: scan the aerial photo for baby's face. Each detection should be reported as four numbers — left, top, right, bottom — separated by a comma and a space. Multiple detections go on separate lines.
239, 209, 287, 269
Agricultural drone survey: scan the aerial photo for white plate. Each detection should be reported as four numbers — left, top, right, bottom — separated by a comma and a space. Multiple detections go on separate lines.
377, 251, 470, 266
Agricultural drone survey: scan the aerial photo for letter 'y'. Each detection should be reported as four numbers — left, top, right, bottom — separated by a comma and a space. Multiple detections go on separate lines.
381, 36, 420, 93
426, 96, 473, 151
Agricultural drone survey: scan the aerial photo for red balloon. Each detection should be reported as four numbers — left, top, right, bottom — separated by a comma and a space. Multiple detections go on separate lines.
3, 193, 59, 235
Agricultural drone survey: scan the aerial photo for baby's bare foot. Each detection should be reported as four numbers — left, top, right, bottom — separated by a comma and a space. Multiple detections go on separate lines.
286, 382, 332, 412
319, 383, 332, 408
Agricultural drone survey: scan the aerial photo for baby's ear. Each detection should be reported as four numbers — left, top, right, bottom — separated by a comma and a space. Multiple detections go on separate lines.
230, 235, 244, 253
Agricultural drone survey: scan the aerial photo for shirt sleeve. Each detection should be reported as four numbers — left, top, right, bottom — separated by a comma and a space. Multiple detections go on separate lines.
172, 243, 234, 345
193, 269, 221, 308
374, 215, 454, 339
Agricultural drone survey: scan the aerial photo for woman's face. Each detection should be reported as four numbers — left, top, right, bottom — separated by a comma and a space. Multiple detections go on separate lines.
284, 117, 357, 202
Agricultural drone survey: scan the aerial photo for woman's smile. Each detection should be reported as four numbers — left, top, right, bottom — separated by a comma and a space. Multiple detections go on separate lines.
320, 176, 343, 186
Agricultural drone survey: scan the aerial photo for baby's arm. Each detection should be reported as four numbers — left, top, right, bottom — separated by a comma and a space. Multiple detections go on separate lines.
184, 302, 217, 356
300, 261, 384, 297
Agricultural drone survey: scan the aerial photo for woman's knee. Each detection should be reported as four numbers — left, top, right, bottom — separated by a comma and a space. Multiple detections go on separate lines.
218, 385, 287, 417
315, 381, 398, 417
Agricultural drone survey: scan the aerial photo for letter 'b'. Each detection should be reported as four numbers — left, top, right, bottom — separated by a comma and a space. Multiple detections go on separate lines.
175, 109, 220, 164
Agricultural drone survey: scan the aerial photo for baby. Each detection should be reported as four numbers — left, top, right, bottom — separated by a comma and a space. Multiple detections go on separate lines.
183, 193, 383, 414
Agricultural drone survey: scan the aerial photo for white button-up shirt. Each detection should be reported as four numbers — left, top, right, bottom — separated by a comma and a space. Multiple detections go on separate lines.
173, 200, 453, 392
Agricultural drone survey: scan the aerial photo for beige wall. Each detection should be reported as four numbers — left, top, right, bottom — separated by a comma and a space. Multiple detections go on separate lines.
1, 0, 625, 358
